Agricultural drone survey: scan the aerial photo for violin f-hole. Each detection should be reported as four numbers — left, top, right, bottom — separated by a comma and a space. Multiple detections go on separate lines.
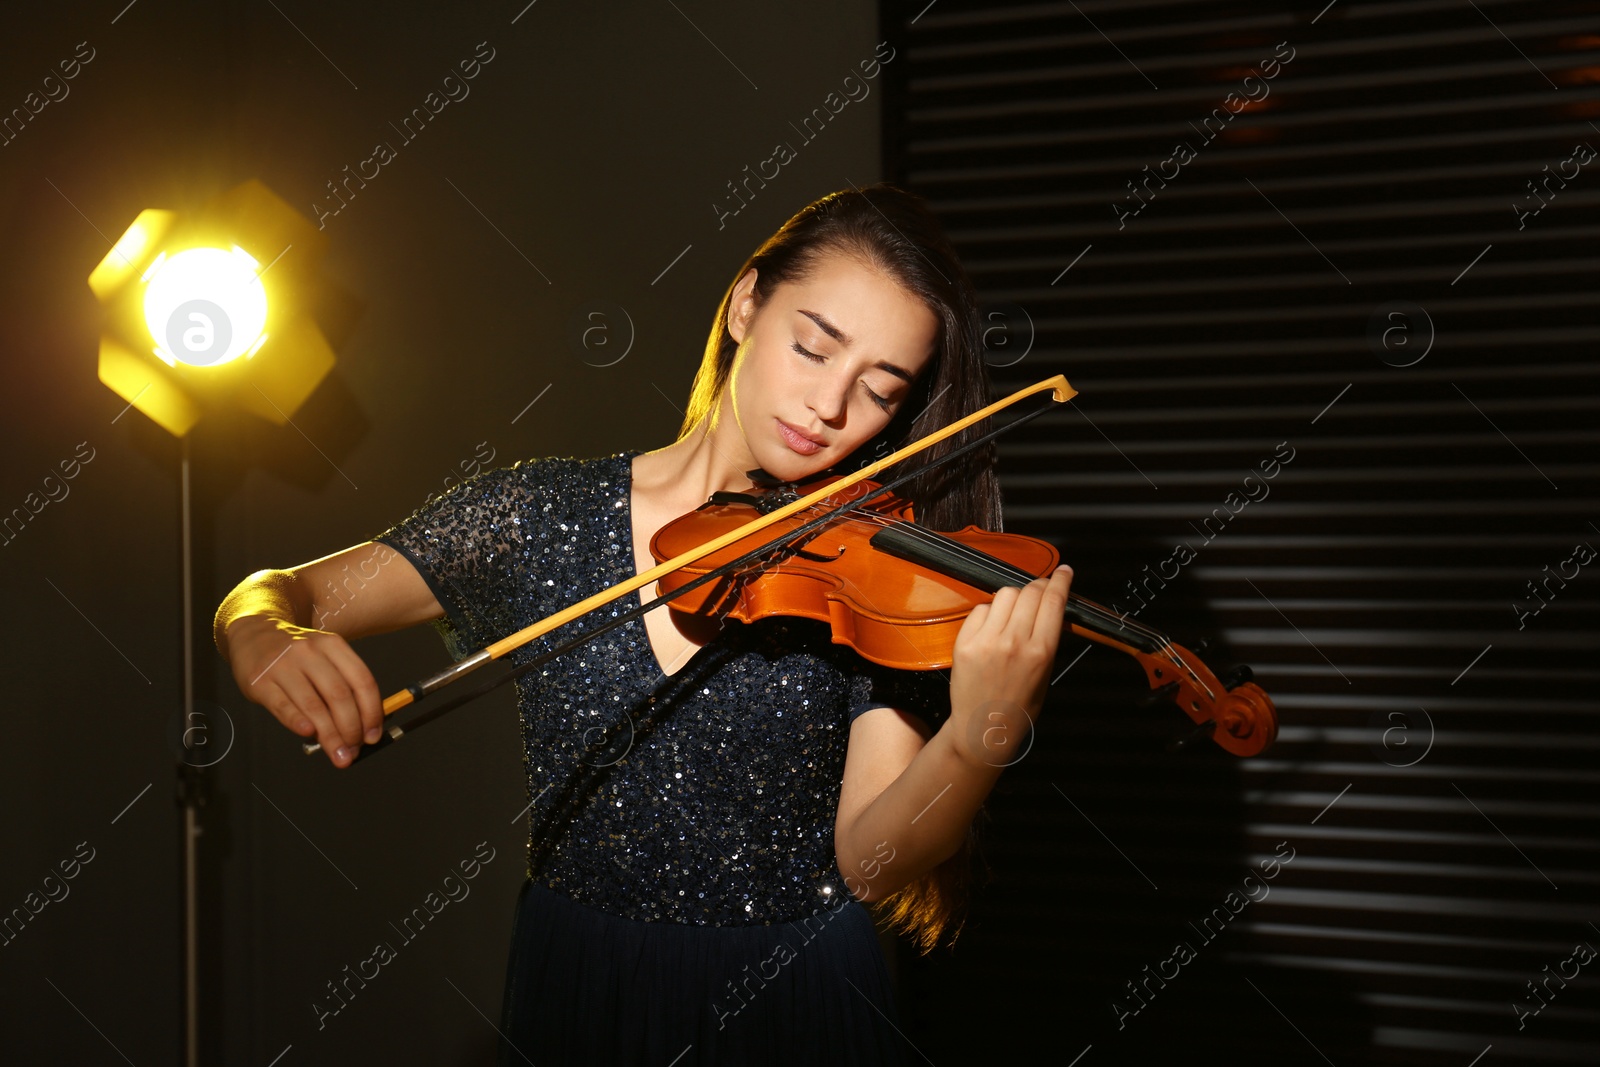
792, 545, 845, 563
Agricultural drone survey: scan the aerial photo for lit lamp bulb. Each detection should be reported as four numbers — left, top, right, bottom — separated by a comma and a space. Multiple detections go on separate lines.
141, 246, 270, 368
92, 179, 339, 437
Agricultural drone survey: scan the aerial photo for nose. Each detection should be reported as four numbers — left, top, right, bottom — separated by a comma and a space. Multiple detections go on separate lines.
807, 364, 852, 425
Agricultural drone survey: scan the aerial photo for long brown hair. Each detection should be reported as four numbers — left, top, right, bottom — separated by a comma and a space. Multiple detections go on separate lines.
679, 183, 1000, 951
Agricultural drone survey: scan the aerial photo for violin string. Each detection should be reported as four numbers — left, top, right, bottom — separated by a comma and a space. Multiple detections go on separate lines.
805, 504, 1217, 702
862, 509, 1211, 700
818, 507, 1151, 637
810, 504, 1161, 640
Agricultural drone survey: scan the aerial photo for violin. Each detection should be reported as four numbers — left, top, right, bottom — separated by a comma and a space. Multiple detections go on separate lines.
307, 375, 1275, 761
652, 475, 1277, 758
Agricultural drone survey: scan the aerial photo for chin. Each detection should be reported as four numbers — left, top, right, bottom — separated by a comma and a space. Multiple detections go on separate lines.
758, 455, 826, 484
750, 442, 834, 484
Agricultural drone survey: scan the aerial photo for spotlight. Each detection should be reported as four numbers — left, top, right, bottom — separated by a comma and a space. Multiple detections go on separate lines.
85, 179, 352, 1067
89, 179, 337, 437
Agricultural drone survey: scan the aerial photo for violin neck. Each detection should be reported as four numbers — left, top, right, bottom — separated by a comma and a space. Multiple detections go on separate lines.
868, 521, 1167, 655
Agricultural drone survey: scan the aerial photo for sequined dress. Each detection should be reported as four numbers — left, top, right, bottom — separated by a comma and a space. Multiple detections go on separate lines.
373, 452, 948, 1066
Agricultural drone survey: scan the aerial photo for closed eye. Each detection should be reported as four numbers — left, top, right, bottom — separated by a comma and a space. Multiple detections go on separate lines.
791, 341, 891, 412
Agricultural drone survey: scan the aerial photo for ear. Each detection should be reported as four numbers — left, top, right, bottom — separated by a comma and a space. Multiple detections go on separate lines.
727, 268, 759, 343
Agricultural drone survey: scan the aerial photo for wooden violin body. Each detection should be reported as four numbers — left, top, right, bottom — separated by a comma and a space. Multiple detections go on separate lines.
652, 474, 1278, 758
651, 482, 1055, 672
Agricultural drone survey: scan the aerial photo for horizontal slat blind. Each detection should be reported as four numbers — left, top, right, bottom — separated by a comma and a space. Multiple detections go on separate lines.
883, 1, 1599, 1062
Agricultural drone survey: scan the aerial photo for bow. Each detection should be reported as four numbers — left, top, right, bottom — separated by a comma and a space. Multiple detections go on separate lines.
305, 373, 1076, 759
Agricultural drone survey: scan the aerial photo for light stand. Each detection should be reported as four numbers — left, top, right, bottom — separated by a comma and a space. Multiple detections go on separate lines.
89, 180, 342, 1065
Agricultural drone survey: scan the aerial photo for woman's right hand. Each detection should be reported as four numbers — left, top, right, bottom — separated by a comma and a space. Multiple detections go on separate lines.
225, 614, 384, 768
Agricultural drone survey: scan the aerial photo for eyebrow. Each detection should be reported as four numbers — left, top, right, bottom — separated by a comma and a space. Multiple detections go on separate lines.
797, 309, 916, 384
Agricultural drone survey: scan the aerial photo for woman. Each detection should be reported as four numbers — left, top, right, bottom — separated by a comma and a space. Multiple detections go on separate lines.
214, 184, 1071, 1065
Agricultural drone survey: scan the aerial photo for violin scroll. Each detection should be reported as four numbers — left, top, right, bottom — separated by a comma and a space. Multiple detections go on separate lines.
1134, 643, 1277, 758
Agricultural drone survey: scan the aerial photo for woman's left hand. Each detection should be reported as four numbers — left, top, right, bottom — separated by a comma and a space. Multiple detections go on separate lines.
947, 565, 1073, 769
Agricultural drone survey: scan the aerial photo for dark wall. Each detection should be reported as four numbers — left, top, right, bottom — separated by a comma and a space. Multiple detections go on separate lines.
0, 2, 886, 1063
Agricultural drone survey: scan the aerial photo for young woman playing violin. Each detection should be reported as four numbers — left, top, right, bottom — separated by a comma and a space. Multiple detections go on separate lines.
214, 185, 1072, 1066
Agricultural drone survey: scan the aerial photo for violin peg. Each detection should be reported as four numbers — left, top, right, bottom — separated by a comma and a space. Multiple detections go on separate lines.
1167, 718, 1217, 753
1192, 638, 1210, 657
1139, 680, 1181, 708
1220, 665, 1254, 691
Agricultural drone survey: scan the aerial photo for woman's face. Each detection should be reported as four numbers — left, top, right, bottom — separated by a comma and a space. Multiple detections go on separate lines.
716, 251, 939, 483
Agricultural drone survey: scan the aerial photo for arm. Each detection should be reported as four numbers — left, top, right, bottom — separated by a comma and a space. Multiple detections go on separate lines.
214, 541, 446, 767
835, 566, 1072, 901
835, 708, 994, 901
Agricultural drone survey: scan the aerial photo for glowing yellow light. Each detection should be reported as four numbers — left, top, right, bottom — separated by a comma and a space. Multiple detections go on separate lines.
109, 223, 154, 274
140, 250, 168, 284
142, 246, 269, 368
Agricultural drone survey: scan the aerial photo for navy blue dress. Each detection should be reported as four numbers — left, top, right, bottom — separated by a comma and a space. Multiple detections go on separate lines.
373, 452, 949, 1066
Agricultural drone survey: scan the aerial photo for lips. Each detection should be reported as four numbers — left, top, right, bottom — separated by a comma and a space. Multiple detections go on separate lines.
776, 418, 825, 456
